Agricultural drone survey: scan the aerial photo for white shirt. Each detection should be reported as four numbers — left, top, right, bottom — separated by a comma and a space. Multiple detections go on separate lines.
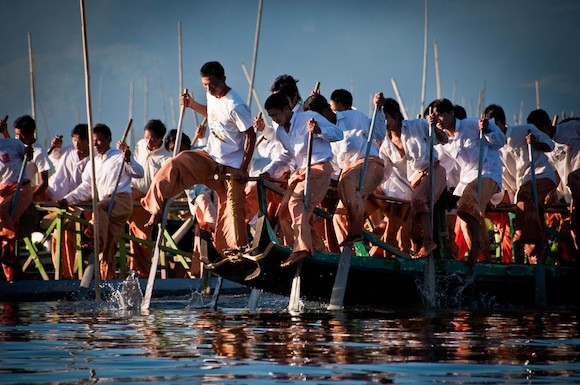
441, 118, 505, 196
265, 111, 343, 174
25, 142, 52, 185
205, 89, 254, 169
399, 119, 441, 183
502, 124, 556, 198
0, 138, 26, 185
131, 139, 172, 194
64, 148, 144, 204
378, 136, 412, 201
331, 109, 386, 170
47, 145, 89, 201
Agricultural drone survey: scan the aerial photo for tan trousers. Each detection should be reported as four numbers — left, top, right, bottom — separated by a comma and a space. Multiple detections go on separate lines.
0, 183, 33, 281
141, 149, 247, 253
515, 178, 556, 243
128, 189, 153, 278
96, 192, 133, 280
456, 178, 498, 256
333, 157, 384, 244
279, 162, 333, 253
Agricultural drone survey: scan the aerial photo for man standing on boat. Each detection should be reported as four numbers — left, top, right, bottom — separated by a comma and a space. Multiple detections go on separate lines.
381, 98, 448, 258
58, 123, 144, 280
261, 92, 343, 266
484, 105, 557, 263
128, 119, 172, 278
141, 61, 256, 254
302, 91, 386, 246
429, 98, 505, 266
0, 119, 33, 281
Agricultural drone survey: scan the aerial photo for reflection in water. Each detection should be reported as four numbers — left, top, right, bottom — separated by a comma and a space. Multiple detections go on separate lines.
0, 297, 578, 384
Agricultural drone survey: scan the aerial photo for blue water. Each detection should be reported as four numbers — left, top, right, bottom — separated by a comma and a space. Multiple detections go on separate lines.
0, 291, 579, 384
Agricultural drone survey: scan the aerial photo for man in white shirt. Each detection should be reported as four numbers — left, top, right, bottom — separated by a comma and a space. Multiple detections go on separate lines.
382, 98, 448, 258
0, 120, 33, 281
485, 105, 557, 263
262, 92, 343, 267
430, 98, 505, 266
45, 124, 90, 278
59, 123, 144, 280
302, 91, 386, 246
13, 115, 51, 202
128, 119, 172, 277
141, 61, 256, 254
528, 110, 580, 255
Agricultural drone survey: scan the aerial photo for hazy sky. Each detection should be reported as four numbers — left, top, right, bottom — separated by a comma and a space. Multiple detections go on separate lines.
1, 0, 579, 147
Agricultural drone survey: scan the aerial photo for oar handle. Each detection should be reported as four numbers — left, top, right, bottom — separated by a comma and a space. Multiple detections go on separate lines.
120, 118, 133, 143
357, 103, 379, 192
304, 129, 314, 208
527, 129, 539, 211
191, 117, 208, 147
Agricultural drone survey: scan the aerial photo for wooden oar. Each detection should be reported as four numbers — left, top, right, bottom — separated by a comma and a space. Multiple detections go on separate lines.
141, 89, 188, 311
528, 129, 547, 308
10, 148, 30, 217
476, 113, 486, 201
106, 118, 133, 215
423, 109, 436, 306
288, 128, 314, 314
190, 117, 207, 147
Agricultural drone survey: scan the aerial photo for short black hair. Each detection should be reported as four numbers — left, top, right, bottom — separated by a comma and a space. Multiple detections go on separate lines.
382, 98, 402, 122
93, 123, 112, 140
484, 104, 505, 125
144, 119, 167, 139
453, 104, 467, 120
13, 115, 36, 134
271, 74, 301, 102
430, 98, 454, 114
265, 92, 290, 111
527, 109, 551, 127
200, 61, 225, 79
303, 94, 330, 114
71, 124, 89, 140
164, 129, 191, 151
330, 89, 353, 109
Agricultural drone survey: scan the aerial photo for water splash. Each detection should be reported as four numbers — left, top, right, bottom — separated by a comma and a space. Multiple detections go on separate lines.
115, 271, 143, 310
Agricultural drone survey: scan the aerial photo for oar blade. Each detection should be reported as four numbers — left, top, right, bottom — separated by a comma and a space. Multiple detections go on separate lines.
327, 246, 352, 311
288, 263, 303, 314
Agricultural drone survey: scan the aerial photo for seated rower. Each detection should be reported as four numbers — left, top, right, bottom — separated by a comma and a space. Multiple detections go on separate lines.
261, 92, 343, 267
58, 123, 144, 280
302, 91, 386, 247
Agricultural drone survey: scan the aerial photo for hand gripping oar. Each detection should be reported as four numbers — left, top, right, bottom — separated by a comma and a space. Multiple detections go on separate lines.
10, 146, 31, 217
288, 129, 314, 314
423, 110, 436, 306
528, 129, 547, 308
141, 88, 188, 311
190, 117, 208, 147
106, 118, 133, 215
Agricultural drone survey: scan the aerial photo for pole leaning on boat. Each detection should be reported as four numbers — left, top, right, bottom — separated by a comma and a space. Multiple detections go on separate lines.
141, 89, 188, 311
79, 0, 102, 301
288, 128, 314, 314
527, 129, 547, 308
423, 108, 436, 306
106, 118, 133, 215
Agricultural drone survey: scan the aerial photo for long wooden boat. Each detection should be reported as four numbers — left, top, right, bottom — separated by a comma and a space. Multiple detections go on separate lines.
202, 180, 580, 309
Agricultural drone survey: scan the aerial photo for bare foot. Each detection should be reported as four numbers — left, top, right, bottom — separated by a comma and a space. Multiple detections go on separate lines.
465, 241, 484, 267
281, 250, 310, 267
415, 241, 437, 258
144, 213, 162, 228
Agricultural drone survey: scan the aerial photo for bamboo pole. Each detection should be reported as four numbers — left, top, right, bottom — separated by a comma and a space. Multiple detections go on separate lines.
27, 33, 36, 121
535, 80, 540, 109
241, 63, 265, 118
519, 100, 524, 126
98, 76, 103, 122
79, 0, 102, 301
247, 0, 264, 108
434, 39, 441, 99
144, 75, 148, 126
451, 80, 457, 104
390, 78, 409, 120
178, 22, 183, 95
419, 0, 428, 116
129, 81, 135, 147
